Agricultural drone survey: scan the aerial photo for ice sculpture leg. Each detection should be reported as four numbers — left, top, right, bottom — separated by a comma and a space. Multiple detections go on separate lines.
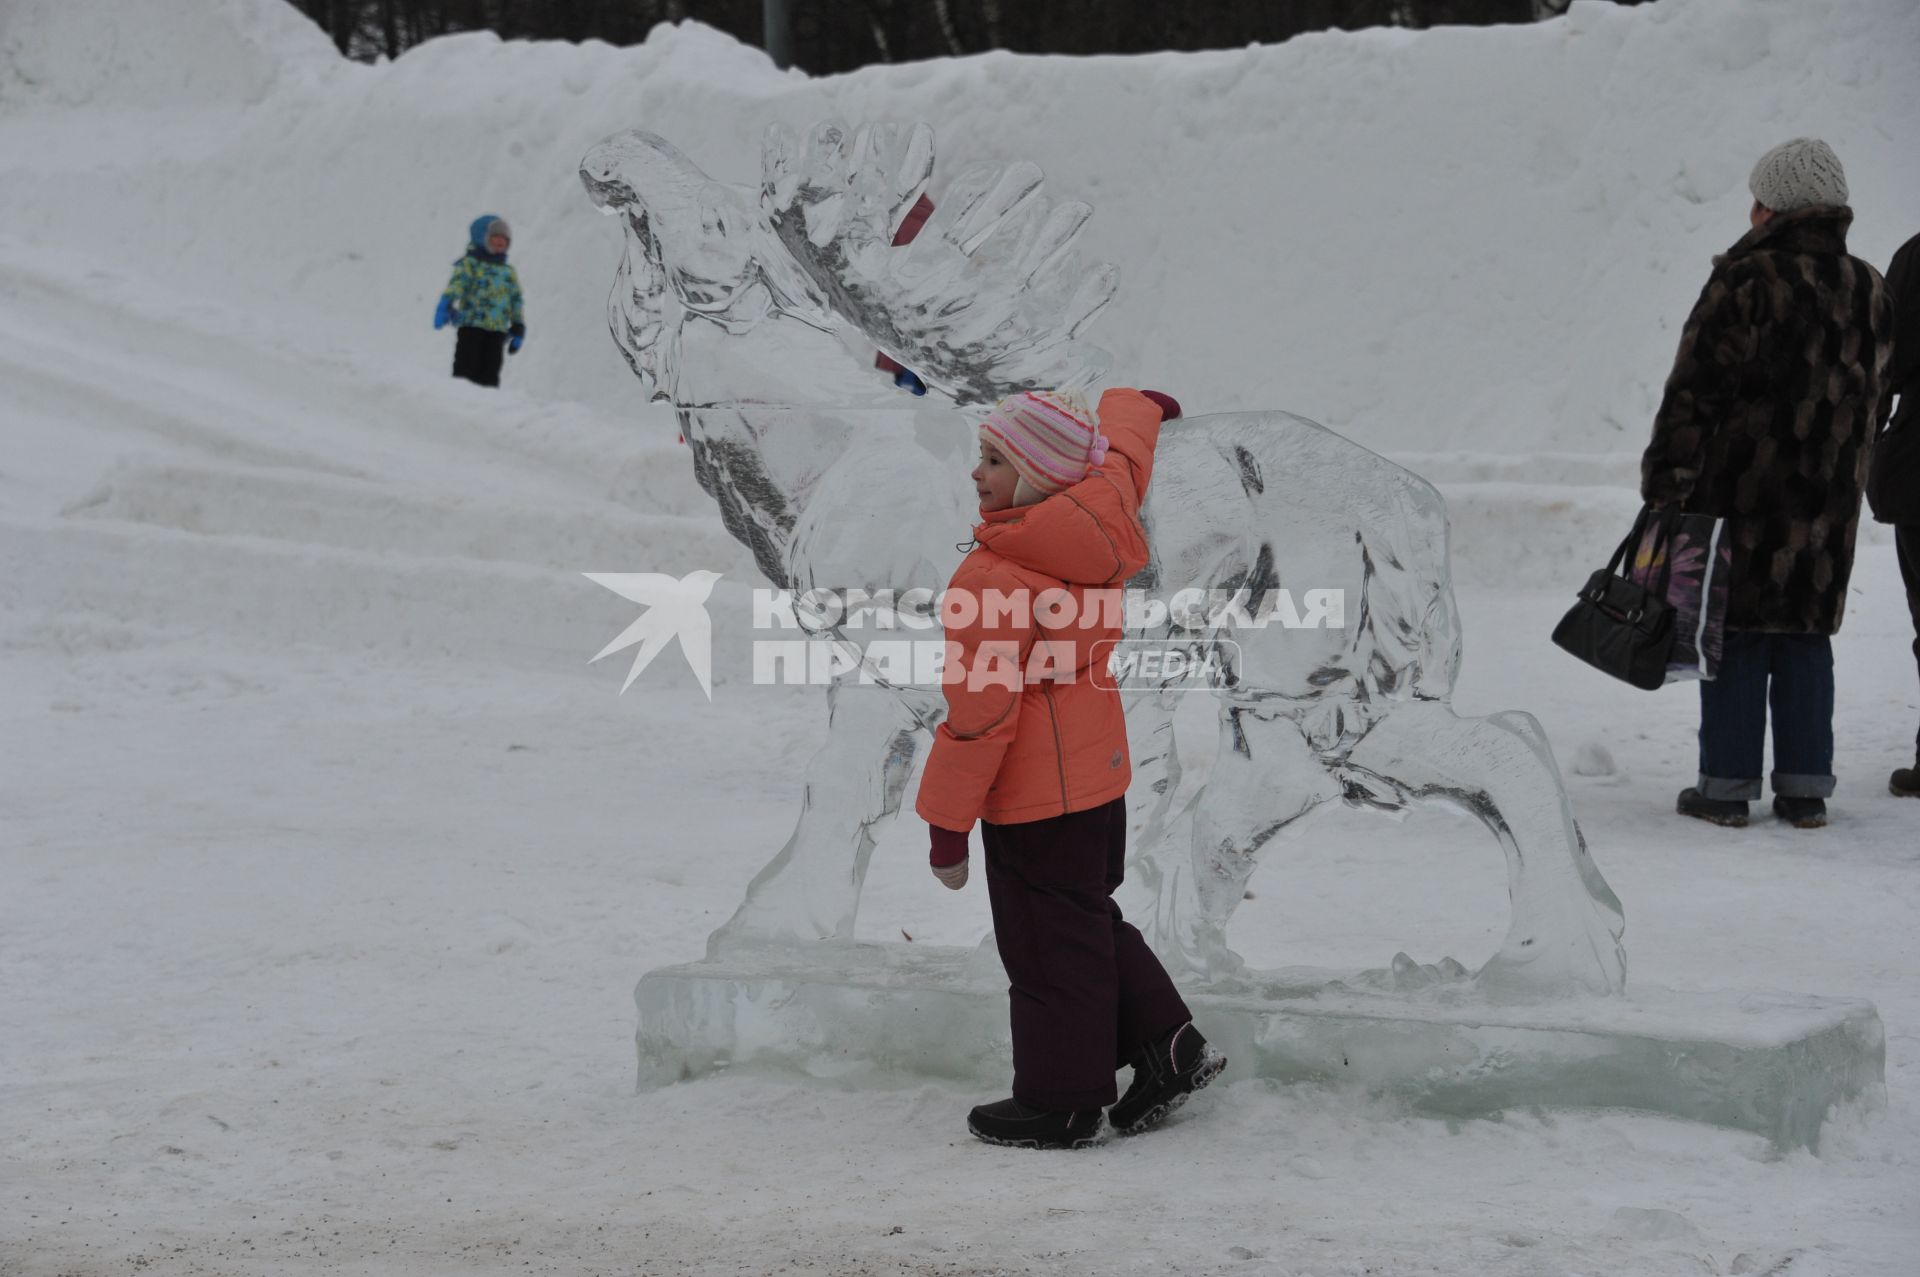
1341, 700, 1627, 997
707, 677, 928, 955
1125, 705, 1344, 979
1120, 688, 1182, 843
1188, 707, 1345, 970
1113, 687, 1182, 925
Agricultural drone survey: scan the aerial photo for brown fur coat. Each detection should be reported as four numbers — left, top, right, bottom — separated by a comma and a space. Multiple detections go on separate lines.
1641, 206, 1894, 634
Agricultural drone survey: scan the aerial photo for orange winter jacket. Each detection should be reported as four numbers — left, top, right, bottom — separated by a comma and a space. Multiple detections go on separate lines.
915, 388, 1164, 830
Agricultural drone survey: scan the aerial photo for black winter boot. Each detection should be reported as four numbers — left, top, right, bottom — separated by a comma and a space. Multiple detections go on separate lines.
966, 1098, 1104, 1150
1891, 763, 1920, 798
1677, 787, 1749, 828
1772, 795, 1828, 829
1109, 1022, 1226, 1136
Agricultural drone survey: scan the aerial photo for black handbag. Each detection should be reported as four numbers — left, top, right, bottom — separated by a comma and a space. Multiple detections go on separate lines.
1551, 506, 1679, 691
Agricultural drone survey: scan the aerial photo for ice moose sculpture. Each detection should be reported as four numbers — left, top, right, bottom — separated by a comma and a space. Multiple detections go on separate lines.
579, 120, 1628, 1000
582, 125, 1891, 1149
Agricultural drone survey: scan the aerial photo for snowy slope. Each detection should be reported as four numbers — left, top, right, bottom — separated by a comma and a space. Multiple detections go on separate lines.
1, 0, 1916, 455
4, 1, 1920, 1274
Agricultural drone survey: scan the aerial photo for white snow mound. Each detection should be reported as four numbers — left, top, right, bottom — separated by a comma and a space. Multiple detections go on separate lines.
0, 0, 1915, 458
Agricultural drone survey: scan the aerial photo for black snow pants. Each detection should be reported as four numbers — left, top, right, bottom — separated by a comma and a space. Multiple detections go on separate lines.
980, 797, 1191, 1111
1900, 524, 1920, 755
453, 326, 507, 388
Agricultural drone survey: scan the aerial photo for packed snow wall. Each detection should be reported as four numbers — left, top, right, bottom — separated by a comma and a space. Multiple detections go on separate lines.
1, 0, 1915, 457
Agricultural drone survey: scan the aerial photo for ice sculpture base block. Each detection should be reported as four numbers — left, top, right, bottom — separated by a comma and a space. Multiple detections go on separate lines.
636, 943, 1883, 1151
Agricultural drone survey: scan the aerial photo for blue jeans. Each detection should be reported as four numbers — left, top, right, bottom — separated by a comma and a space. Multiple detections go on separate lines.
1697, 631, 1835, 800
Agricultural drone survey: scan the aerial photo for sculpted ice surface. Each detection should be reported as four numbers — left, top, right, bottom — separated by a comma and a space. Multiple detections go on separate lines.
581, 121, 1627, 999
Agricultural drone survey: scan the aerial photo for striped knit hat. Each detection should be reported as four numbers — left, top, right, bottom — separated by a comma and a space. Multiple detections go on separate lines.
978, 390, 1107, 501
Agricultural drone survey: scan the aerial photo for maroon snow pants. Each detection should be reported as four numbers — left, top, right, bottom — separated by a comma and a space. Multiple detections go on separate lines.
980, 797, 1191, 1111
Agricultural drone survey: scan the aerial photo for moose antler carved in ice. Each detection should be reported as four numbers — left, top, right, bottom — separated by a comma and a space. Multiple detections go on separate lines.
580, 121, 1627, 998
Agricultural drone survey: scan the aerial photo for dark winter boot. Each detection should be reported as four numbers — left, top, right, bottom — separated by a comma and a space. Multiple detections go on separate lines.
1891, 763, 1920, 798
1772, 795, 1828, 829
1676, 787, 1748, 828
1108, 1022, 1227, 1137
966, 1098, 1104, 1150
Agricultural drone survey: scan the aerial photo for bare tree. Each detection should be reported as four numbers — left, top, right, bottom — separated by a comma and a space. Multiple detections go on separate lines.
865, 11, 892, 60
931, 0, 965, 57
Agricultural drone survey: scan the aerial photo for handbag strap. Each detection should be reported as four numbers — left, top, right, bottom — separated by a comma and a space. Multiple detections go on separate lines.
1649, 506, 1681, 599
1588, 506, 1681, 613
1602, 506, 1655, 577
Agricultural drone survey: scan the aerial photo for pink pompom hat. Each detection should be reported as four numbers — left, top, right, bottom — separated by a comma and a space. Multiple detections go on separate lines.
978, 389, 1107, 500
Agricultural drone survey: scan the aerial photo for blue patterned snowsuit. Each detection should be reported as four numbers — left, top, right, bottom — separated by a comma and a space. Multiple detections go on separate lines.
440, 217, 525, 335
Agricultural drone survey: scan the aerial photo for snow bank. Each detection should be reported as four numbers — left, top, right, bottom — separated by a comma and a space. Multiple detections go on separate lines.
1, 0, 1914, 459
0, 0, 337, 107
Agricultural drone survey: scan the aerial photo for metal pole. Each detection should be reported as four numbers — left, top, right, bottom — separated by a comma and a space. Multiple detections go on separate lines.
763, 0, 793, 69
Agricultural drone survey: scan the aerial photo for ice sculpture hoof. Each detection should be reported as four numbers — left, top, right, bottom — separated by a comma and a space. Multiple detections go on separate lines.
1348, 953, 1471, 993
1474, 896, 1629, 1000
1200, 937, 1249, 983
704, 926, 833, 963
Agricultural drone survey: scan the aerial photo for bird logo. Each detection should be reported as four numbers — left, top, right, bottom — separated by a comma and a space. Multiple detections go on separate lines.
584, 570, 723, 698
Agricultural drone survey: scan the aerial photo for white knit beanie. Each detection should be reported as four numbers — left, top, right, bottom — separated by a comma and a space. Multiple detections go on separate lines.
1748, 138, 1849, 213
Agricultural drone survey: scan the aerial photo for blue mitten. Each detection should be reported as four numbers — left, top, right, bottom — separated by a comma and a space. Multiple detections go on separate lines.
508, 322, 526, 355
433, 296, 455, 329
894, 367, 926, 396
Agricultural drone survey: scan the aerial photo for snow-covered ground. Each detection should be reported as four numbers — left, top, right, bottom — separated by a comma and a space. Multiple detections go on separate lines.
4, 0, 1919, 1273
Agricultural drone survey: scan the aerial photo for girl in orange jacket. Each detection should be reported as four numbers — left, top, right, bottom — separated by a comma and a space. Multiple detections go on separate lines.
917, 386, 1226, 1148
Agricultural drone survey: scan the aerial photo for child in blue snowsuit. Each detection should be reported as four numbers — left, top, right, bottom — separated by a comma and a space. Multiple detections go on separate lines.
434, 215, 526, 387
